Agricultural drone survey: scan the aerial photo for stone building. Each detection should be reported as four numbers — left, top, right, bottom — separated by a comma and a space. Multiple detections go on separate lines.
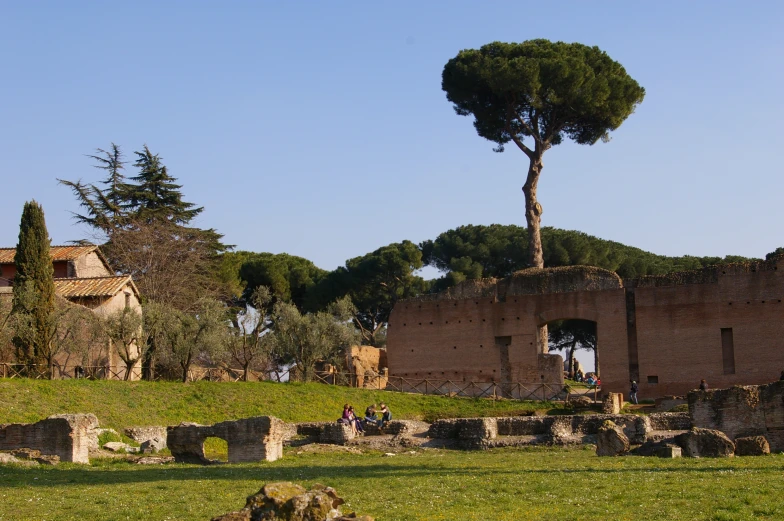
387, 256, 784, 399
0, 245, 142, 379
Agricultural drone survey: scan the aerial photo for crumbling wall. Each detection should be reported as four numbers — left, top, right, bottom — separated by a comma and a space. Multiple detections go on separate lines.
346, 345, 388, 388
429, 413, 651, 446
0, 413, 96, 463
689, 381, 784, 450
167, 416, 286, 464
500, 266, 622, 297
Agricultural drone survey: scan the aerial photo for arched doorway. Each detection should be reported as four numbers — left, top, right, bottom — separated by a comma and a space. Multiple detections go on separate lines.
546, 319, 598, 381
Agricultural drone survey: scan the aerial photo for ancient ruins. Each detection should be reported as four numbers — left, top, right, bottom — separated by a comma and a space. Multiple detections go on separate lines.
387, 257, 784, 399
0, 413, 97, 463
167, 416, 287, 463
5, 381, 784, 465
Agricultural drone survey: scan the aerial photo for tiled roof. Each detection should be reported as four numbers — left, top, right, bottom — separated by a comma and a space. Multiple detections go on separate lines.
0, 245, 100, 264
53, 276, 139, 299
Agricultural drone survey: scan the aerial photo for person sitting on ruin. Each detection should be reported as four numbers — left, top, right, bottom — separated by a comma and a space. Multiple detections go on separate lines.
349, 406, 363, 435
780, 370, 784, 382
379, 402, 392, 431
364, 404, 379, 427
340, 404, 351, 425
699, 379, 707, 391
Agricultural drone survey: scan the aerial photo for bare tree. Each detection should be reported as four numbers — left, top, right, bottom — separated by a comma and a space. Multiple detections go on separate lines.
104, 220, 224, 311
224, 286, 274, 381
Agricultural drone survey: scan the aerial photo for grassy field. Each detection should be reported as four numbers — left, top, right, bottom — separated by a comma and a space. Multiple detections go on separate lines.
2, 380, 781, 520
0, 379, 565, 431
1, 446, 783, 521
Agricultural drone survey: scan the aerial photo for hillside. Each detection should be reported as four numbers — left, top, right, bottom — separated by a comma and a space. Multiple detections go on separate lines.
0, 379, 563, 431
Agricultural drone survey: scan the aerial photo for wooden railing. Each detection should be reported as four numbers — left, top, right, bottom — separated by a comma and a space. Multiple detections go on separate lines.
0, 363, 600, 402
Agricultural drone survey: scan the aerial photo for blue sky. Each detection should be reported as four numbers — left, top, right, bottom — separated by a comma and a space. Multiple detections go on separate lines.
2, 1, 783, 275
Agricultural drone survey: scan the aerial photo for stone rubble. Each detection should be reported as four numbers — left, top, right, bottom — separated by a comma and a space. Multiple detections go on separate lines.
595, 420, 630, 456
734, 435, 770, 456
211, 482, 374, 521
674, 428, 735, 458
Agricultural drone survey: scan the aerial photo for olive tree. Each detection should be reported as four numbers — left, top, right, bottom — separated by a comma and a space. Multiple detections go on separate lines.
270, 300, 359, 382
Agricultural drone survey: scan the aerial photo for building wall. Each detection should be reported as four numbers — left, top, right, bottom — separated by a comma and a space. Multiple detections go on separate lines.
72, 252, 111, 278
633, 268, 784, 398
92, 286, 142, 381
387, 259, 784, 399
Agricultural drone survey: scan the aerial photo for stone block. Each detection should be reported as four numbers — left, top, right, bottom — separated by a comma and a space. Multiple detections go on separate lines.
319, 423, 355, 445
140, 436, 167, 454
734, 436, 770, 456
596, 420, 630, 457
657, 446, 682, 458
125, 426, 167, 445
675, 427, 735, 457
602, 393, 623, 414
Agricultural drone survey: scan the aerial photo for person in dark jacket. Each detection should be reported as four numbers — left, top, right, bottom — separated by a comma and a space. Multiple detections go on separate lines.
699, 379, 707, 391
629, 380, 639, 404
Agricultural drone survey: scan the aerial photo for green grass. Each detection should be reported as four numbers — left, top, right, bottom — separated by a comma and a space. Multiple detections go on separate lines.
1, 447, 783, 520
0, 379, 565, 431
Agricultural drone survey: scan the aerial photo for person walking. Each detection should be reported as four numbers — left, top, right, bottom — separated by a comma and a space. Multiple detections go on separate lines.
629, 380, 639, 405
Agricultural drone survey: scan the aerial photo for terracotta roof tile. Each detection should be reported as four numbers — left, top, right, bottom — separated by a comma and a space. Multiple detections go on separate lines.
0, 245, 100, 264
53, 276, 138, 299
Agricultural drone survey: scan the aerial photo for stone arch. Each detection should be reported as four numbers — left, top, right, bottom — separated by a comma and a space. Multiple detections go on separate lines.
536, 308, 601, 377
536, 308, 601, 327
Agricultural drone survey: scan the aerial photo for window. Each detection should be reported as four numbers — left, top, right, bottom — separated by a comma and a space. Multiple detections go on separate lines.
721, 328, 736, 375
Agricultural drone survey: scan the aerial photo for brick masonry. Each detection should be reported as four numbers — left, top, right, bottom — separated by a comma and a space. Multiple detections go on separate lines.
167, 416, 286, 464
388, 258, 784, 399
0, 414, 96, 463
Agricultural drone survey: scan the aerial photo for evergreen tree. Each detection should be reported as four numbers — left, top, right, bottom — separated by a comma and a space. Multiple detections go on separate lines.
12, 201, 55, 373
58, 143, 132, 234
129, 145, 203, 225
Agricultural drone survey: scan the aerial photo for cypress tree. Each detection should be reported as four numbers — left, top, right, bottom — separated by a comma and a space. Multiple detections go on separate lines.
12, 200, 55, 373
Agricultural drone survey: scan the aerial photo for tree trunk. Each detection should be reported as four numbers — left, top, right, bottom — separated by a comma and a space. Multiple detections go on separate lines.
123, 358, 138, 381
568, 340, 577, 379
594, 345, 600, 379
242, 361, 249, 382
524, 155, 547, 352
522, 156, 544, 269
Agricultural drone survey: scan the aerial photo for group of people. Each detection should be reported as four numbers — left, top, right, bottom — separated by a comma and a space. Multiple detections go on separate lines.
339, 402, 391, 436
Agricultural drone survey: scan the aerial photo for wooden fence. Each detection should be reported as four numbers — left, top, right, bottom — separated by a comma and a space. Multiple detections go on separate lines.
0, 363, 599, 402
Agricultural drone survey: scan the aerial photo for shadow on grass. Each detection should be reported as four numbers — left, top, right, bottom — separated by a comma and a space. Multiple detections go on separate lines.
2, 459, 781, 488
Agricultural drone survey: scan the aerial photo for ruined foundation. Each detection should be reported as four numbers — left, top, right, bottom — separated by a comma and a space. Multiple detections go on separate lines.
0, 413, 97, 463
167, 416, 286, 464
689, 380, 784, 451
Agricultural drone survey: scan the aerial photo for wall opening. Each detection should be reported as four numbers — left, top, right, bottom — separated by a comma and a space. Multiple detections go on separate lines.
495, 336, 512, 398
721, 328, 736, 375
203, 437, 228, 463
547, 319, 598, 381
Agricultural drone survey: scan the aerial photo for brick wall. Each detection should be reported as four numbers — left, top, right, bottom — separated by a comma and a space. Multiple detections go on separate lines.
388, 259, 784, 399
